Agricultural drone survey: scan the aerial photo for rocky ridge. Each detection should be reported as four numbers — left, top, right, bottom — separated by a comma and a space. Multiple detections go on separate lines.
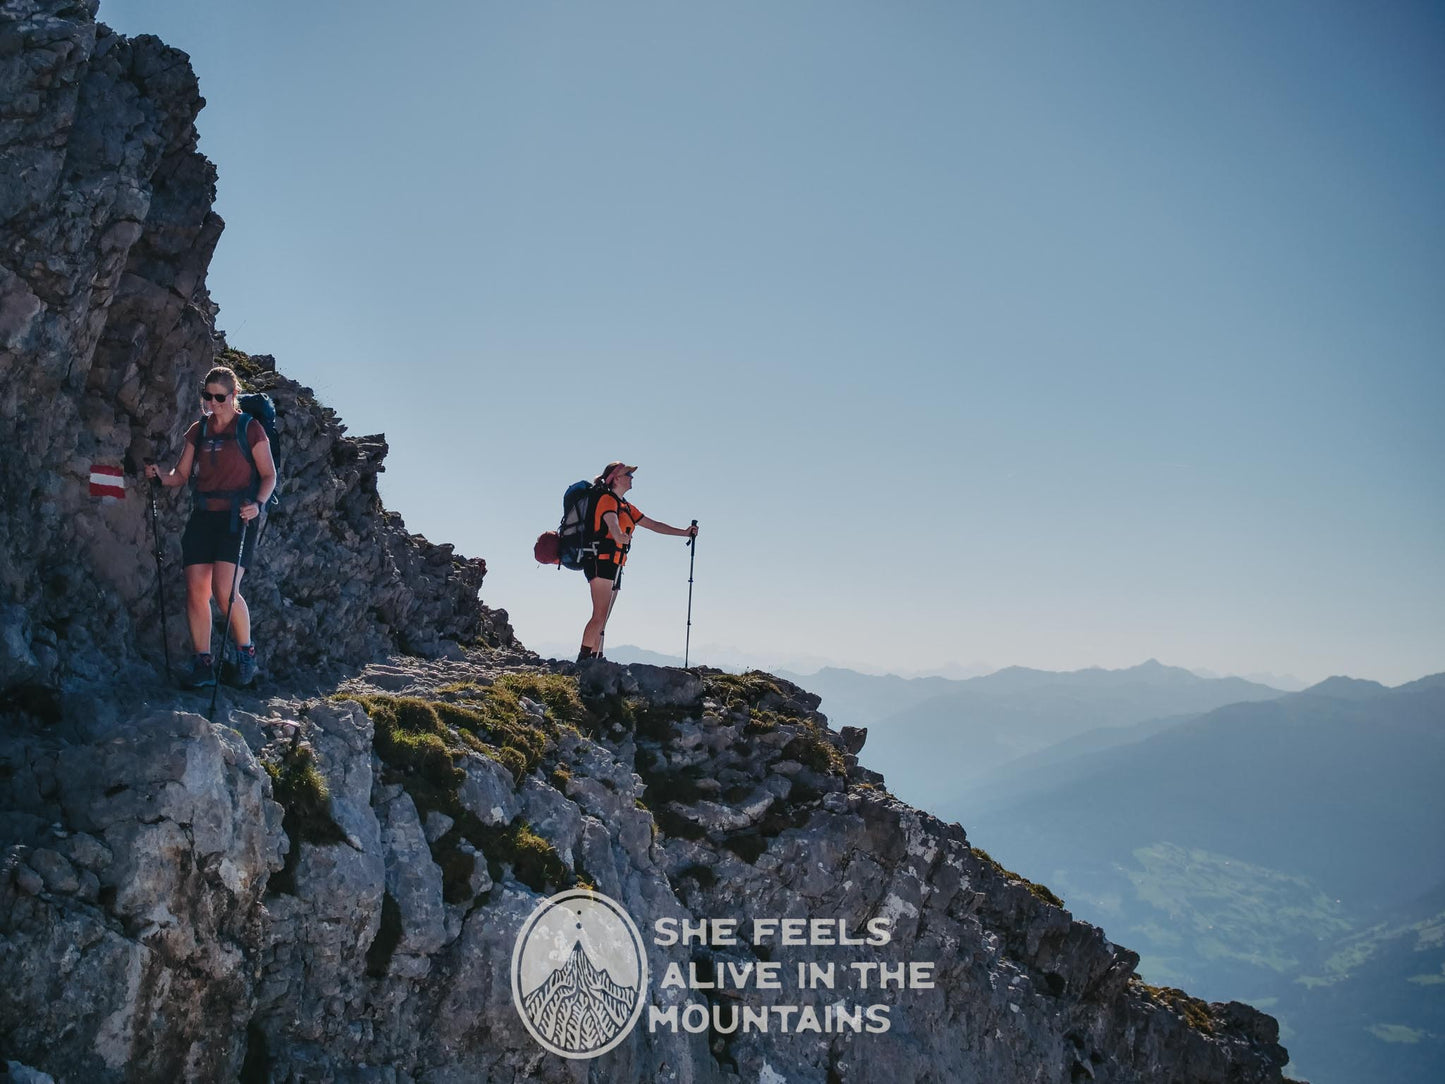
0, 3, 1301, 1082
2, 655, 1297, 1082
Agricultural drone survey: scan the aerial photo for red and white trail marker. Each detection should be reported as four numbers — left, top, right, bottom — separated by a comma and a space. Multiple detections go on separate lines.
89, 464, 125, 499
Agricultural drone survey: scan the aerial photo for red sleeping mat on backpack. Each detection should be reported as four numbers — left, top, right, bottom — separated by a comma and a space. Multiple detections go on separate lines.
534, 531, 560, 565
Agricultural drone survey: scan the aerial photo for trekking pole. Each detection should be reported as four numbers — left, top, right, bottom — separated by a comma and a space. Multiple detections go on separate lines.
599, 556, 624, 660
146, 473, 174, 684
208, 517, 251, 722
684, 520, 697, 668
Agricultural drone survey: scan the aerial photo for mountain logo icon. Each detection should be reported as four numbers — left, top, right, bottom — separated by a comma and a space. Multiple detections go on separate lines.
511, 889, 649, 1059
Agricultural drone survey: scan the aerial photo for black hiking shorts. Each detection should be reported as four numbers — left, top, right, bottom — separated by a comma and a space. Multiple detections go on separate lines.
182, 510, 258, 569
582, 555, 620, 583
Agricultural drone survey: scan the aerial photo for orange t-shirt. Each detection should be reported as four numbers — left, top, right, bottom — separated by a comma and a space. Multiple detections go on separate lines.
592, 493, 643, 564
186, 416, 268, 510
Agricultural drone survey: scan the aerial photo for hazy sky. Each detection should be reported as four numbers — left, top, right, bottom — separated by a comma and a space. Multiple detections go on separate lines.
100, 1, 1444, 684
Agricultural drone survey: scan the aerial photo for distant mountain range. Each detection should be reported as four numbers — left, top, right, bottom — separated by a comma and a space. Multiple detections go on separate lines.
841, 659, 1286, 811
960, 673, 1445, 911
528, 643, 997, 680
953, 673, 1445, 1084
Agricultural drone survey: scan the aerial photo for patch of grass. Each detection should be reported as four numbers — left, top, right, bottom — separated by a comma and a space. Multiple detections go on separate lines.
744, 711, 781, 734
349, 690, 583, 900
263, 744, 346, 844
971, 845, 1065, 908
781, 725, 846, 775
492, 745, 530, 784
355, 696, 463, 792
218, 347, 273, 389
430, 809, 573, 897
357, 690, 549, 786
1134, 979, 1216, 1034
496, 672, 588, 728
262, 742, 346, 897
573, 860, 597, 892
365, 892, 403, 978
706, 672, 793, 713
489, 820, 571, 894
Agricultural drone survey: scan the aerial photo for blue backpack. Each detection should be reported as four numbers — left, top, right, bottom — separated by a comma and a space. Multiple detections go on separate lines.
556, 479, 605, 570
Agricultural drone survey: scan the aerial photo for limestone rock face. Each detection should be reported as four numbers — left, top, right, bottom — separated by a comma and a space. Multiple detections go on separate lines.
1, 708, 283, 1081
0, 0, 513, 697
0, 658, 1299, 1083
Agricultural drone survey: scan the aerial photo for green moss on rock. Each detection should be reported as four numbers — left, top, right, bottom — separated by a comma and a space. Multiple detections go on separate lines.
781, 725, 846, 775
1134, 979, 1216, 1033
706, 672, 792, 712
971, 845, 1065, 908
351, 686, 584, 899
263, 743, 346, 844
262, 742, 347, 897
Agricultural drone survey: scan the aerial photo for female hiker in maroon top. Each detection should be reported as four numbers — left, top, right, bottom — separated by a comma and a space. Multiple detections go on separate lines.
578, 461, 698, 662
146, 365, 277, 688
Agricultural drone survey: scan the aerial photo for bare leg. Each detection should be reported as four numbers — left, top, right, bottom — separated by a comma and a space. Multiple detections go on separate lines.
581, 576, 615, 654
210, 563, 250, 645
185, 564, 214, 653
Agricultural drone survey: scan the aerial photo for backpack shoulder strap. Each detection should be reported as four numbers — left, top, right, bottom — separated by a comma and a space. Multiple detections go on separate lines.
235, 413, 255, 465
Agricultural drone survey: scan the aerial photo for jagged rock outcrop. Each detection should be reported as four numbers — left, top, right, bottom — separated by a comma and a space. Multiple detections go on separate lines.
0, 658, 1297, 1082
0, 4, 1302, 1082
0, 0, 512, 698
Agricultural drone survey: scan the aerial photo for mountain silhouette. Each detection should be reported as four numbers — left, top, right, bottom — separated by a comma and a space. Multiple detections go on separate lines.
521, 940, 638, 1053
858, 660, 1285, 808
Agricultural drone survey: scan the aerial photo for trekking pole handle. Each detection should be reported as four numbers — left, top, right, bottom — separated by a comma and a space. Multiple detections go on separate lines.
686, 520, 697, 547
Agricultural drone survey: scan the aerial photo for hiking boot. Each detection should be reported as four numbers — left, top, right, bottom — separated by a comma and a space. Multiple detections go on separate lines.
234, 643, 258, 687
576, 647, 596, 663
182, 653, 216, 689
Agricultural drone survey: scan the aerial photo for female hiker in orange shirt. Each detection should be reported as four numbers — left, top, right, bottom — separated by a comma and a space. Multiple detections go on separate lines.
579, 461, 697, 662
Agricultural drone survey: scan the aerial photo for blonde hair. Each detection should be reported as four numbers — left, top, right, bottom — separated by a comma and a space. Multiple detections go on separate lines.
202, 365, 241, 394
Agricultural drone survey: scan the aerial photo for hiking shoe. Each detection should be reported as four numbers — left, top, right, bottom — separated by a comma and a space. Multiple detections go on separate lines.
234, 644, 258, 687
182, 653, 216, 689
576, 647, 596, 663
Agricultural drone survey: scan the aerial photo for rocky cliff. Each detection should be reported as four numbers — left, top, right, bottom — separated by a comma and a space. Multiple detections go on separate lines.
0, 4, 1301, 1082
0, 0, 513, 700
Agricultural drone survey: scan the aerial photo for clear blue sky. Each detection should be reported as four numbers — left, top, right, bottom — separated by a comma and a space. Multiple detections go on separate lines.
102, 0, 1444, 684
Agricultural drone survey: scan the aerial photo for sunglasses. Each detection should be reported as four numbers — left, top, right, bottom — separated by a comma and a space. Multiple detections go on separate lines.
200, 391, 231, 403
